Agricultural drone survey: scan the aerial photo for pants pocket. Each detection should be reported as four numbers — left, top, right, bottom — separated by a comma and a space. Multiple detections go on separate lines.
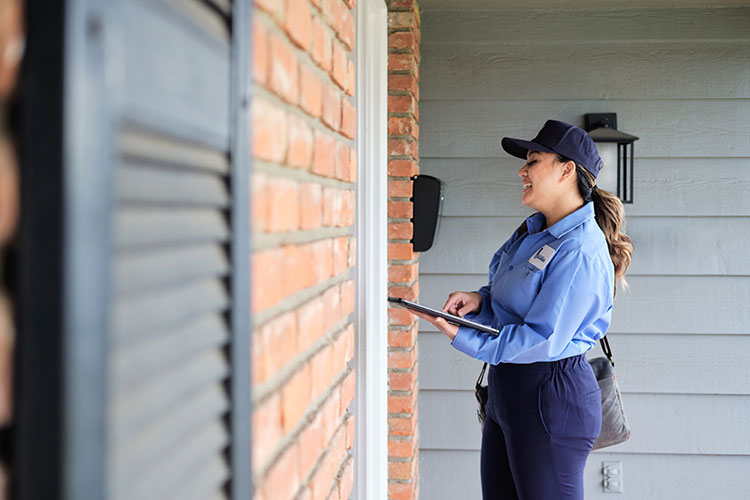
538, 369, 602, 442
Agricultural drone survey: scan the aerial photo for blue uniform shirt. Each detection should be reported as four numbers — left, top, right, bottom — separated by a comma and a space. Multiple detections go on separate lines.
451, 202, 615, 364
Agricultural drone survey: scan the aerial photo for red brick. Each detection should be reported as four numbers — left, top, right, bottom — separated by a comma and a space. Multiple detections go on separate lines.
335, 141, 350, 180
261, 311, 299, 382
346, 59, 355, 96
283, 243, 315, 296
388, 179, 413, 198
322, 187, 341, 226
388, 11, 414, 29
252, 18, 269, 85
284, 0, 313, 50
338, 457, 354, 500
388, 324, 418, 347
340, 369, 356, 412
311, 16, 333, 72
297, 296, 326, 353
300, 182, 323, 230
268, 177, 300, 232
388, 159, 418, 177
252, 98, 287, 163
340, 189, 355, 227
388, 415, 417, 437
348, 146, 357, 182
389, 282, 419, 300
322, 83, 341, 131
332, 236, 349, 275
252, 393, 283, 469
311, 238, 334, 284
388, 116, 418, 139
388, 221, 413, 240
340, 98, 356, 139
388, 436, 416, 458
251, 172, 270, 233
388, 348, 416, 371
389, 481, 417, 500
269, 33, 299, 104
333, 325, 354, 374
332, 41, 348, 90
388, 262, 417, 282
338, 7, 354, 51
300, 64, 323, 118
312, 130, 336, 177
348, 237, 357, 268
258, 444, 301, 500
388, 458, 417, 481
388, 94, 414, 115
286, 114, 313, 169
282, 363, 313, 432
255, 0, 285, 22
388, 74, 419, 98
388, 31, 417, 52
340, 279, 355, 316
388, 53, 415, 72
345, 413, 355, 449
388, 306, 414, 327
298, 413, 325, 477
389, 366, 418, 392
252, 248, 284, 312
310, 448, 337, 500
311, 343, 333, 399
388, 201, 413, 219
252, 326, 266, 385
323, 285, 342, 333
321, 389, 341, 445
388, 137, 417, 158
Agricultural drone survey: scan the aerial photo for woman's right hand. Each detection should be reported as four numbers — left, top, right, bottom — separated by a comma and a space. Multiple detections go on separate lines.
442, 291, 483, 317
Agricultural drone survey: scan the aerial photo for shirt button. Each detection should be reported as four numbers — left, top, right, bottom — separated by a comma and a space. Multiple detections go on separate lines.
508, 265, 513, 270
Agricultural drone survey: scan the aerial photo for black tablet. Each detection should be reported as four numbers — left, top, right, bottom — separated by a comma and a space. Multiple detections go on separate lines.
387, 297, 499, 335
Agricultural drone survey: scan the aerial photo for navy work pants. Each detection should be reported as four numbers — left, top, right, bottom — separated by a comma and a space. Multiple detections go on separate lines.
480, 354, 601, 499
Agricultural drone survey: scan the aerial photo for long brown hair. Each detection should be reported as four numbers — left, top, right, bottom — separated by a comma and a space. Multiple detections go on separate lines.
562, 155, 633, 293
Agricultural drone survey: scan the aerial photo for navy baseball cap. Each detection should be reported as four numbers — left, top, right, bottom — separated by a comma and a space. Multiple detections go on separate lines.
501, 120, 602, 178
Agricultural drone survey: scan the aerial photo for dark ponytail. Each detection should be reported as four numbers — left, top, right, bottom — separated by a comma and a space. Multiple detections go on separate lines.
557, 155, 633, 295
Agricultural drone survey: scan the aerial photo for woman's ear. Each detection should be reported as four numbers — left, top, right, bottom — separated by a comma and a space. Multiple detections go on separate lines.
559, 160, 576, 182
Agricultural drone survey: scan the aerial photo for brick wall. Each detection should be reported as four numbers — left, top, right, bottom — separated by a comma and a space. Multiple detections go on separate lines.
250, 0, 357, 498
386, 1, 421, 499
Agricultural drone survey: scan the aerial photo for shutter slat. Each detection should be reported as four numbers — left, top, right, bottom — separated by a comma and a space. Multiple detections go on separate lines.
113, 348, 229, 435
119, 128, 229, 174
111, 383, 228, 488
171, 454, 230, 500
115, 207, 229, 249
113, 420, 229, 500
112, 314, 228, 389
118, 163, 230, 207
114, 278, 228, 339
114, 243, 229, 295
162, 0, 230, 43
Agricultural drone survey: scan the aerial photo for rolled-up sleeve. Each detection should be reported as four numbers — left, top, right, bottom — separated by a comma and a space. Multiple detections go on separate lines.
451, 249, 611, 364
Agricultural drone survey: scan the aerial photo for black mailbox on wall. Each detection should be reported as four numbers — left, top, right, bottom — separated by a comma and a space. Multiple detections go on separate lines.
411, 174, 443, 252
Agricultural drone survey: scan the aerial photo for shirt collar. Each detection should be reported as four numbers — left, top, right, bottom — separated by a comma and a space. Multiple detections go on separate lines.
525, 202, 595, 239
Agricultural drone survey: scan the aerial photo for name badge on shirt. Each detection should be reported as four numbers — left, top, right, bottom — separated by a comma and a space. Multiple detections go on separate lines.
528, 245, 555, 270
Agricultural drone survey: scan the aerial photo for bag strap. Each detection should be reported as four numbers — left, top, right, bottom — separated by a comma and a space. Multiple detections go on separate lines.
599, 335, 615, 367
476, 362, 488, 389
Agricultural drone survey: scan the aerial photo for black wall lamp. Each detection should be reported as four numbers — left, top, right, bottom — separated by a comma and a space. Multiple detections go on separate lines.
411, 174, 444, 252
584, 113, 639, 204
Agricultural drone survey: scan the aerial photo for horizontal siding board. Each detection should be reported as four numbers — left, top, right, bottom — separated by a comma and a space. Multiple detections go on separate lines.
417, 274, 750, 335
114, 243, 229, 295
117, 163, 230, 207
419, 391, 750, 455
420, 450, 750, 500
420, 216, 750, 276
420, 100, 750, 158
421, 8, 750, 43
422, 41, 750, 100
123, 0, 230, 149
113, 278, 229, 339
112, 314, 228, 389
114, 207, 229, 248
418, 331, 750, 395
112, 348, 229, 434
421, 158, 750, 217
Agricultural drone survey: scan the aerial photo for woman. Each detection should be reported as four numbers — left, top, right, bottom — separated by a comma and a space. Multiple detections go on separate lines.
409, 120, 633, 499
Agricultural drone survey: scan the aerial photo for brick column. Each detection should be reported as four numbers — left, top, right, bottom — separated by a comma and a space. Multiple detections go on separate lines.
250, 0, 358, 498
386, 1, 421, 499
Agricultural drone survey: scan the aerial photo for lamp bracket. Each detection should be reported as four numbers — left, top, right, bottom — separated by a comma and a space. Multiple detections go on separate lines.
585, 113, 617, 131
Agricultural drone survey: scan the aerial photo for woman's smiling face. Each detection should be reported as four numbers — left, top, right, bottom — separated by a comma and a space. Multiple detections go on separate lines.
518, 150, 567, 212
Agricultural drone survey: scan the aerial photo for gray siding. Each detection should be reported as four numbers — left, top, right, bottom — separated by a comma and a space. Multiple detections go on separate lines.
418, 7, 750, 499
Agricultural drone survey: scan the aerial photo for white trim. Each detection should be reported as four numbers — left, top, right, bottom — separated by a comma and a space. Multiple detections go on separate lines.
354, 0, 388, 499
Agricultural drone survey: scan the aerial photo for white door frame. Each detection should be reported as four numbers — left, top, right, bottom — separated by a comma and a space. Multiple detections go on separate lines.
354, 0, 388, 498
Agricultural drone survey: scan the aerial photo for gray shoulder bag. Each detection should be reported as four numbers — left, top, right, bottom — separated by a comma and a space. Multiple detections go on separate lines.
475, 336, 631, 450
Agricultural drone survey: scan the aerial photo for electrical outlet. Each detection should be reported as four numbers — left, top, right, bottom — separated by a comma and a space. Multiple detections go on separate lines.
602, 461, 623, 493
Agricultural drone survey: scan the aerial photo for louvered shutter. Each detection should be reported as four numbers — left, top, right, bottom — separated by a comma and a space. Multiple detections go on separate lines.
108, 1, 235, 498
